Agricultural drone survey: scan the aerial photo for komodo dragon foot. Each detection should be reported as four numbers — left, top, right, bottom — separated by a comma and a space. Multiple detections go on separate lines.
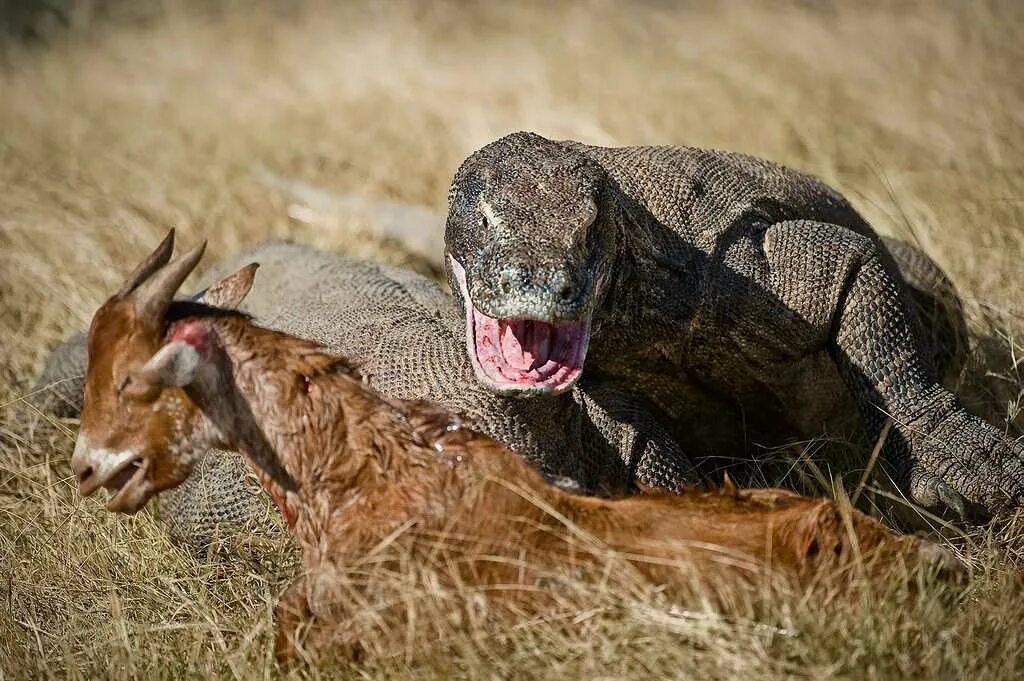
897, 390, 1024, 520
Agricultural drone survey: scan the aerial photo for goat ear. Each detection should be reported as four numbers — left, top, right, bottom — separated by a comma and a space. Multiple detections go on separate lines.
136, 341, 202, 389
195, 263, 258, 309
721, 472, 739, 497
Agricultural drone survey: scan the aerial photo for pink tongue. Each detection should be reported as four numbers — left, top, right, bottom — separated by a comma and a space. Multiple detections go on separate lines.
499, 320, 552, 370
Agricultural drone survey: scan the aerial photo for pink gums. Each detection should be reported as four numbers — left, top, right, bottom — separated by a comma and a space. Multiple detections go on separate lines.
449, 257, 590, 395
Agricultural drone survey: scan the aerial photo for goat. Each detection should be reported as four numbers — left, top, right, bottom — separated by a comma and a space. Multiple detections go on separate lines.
70, 231, 958, 662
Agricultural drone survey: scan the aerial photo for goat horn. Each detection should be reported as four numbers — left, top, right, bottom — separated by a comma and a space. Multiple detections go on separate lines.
133, 240, 207, 321
116, 229, 176, 297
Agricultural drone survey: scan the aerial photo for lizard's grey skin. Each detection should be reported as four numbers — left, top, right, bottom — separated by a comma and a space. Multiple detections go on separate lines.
34, 242, 698, 546
444, 131, 1020, 519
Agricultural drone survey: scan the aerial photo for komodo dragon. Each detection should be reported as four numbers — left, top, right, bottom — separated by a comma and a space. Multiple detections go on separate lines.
36, 240, 700, 545
443, 131, 1021, 519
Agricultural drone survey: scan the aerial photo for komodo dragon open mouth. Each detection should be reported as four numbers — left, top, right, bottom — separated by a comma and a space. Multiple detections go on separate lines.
449, 257, 590, 395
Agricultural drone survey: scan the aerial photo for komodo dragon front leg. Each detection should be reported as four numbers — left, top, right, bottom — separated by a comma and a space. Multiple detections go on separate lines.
762, 221, 1024, 517
574, 380, 703, 492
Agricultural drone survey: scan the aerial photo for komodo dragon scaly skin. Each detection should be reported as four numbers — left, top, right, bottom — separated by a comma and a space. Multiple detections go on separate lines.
444, 131, 1020, 518
35, 242, 699, 546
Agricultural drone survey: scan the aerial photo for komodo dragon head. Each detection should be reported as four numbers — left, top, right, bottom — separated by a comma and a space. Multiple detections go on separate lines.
445, 131, 617, 396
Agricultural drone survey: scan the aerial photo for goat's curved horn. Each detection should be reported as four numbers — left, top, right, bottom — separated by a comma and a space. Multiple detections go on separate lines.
116, 229, 176, 297
133, 240, 207, 320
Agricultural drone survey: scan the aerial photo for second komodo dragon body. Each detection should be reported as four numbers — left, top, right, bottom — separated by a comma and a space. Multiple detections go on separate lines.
445, 131, 1022, 518
38, 240, 697, 545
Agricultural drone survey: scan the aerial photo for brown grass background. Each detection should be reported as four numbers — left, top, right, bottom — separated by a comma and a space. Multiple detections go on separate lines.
1, 1, 1023, 678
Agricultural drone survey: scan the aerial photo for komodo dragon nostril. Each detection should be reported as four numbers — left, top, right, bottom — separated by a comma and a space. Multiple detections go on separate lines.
498, 271, 512, 293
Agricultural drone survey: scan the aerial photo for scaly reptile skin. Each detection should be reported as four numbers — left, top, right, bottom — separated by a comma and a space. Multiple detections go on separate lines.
35, 243, 698, 547
444, 131, 1017, 518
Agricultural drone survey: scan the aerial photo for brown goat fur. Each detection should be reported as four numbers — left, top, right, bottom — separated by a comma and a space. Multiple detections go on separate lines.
71, 233, 959, 663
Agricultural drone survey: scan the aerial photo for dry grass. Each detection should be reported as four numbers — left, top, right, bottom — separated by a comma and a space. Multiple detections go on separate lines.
2, 0, 1023, 678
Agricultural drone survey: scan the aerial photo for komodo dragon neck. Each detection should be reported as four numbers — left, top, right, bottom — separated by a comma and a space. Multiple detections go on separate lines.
583, 178, 704, 348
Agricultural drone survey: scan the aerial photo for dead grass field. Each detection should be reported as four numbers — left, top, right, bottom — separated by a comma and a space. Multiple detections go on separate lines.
2, 1, 1023, 678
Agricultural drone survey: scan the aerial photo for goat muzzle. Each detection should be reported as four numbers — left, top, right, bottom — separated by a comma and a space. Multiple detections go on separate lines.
71, 435, 145, 502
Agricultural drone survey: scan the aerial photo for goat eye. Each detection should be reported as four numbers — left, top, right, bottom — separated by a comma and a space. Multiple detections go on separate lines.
117, 376, 131, 394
